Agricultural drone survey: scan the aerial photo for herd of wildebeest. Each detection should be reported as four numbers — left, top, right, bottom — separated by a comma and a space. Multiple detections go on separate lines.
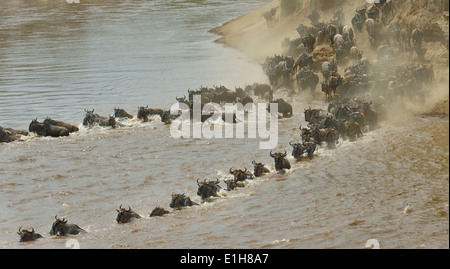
6, 0, 438, 243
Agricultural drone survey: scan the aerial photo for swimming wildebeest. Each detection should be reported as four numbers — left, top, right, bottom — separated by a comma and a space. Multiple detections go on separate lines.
229, 167, 253, 181
137, 106, 164, 122
223, 179, 245, 191
270, 150, 291, 171
196, 178, 221, 201
43, 117, 79, 133
1, 126, 24, 143
17, 227, 43, 242
252, 160, 270, 177
114, 107, 133, 119
50, 216, 86, 236
116, 204, 141, 223
29, 119, 70, 137
83, 109, 120, 128
149, 206, 170, 217
289, 141, 306, 160
170, 193, 199, 209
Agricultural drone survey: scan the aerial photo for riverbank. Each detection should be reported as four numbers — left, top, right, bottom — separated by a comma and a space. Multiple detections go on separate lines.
210, 0, 449, 116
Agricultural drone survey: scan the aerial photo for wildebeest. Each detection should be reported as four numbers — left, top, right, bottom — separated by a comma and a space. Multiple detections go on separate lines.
137, 106, 164, 122
170, 193, 199, 210
83, 109, 120, 128
114, 107, 133, 119
270, 150, 291, 171
269, 98, 293, 118
349, 46, 363, 65
50, 216, 86, 236
293, 52, 313, 71
296, 67, 319, 93
196, 178, 221, 201
29, 119, 70, 137
229, 167, 253, 181
149, 206, 170, 217
303, 141, 317, 158
223, 179, 245, 191
411, 28, 425, 57
43, 117, 79, 133
252, 160, 270, 177
365, 18, 378, 46
17, 227, 43, 242
289, 141, 306, 160
400, 27, 411, 50
116, 205, 141, 223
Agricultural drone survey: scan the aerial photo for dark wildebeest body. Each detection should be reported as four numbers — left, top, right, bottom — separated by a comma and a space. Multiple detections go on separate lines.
29, 119, 70, 137
270, 150, 291, 171
252, 160, 270, 177
297, 68, 319, 93
229, 167, 253, 182
150, 206, 170, 217
137, 106, 164, 122
116, 205, 141, 223
17, 227, 43, 242
1, 126, 23, 143
43, 117, 79, 133
83, 109, 120, 128
170, 193, 199, 210
50, 216, 86, 236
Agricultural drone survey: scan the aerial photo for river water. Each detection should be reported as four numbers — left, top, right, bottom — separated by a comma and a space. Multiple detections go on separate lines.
0, 0, 448, 249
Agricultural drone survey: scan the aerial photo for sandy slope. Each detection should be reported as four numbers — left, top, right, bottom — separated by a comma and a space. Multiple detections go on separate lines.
210, 0, 449, 115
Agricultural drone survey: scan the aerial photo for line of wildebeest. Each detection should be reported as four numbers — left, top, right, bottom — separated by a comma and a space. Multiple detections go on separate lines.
11, 0, 436, 243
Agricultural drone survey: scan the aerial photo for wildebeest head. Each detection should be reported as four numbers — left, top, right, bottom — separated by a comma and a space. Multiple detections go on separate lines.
50, 215, 85, 236
196, 178, 221, 200
17, 227, 42, 242
116, 205, 141, 223
170, 193, 198, 210
270, 150, 291, 171
252, 160, 270, 177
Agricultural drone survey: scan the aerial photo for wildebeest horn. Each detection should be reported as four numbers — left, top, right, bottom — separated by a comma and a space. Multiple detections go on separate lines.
243, 168, 247, 173
119, 204, 123, 210
282, 150, 287, 157
128, 206, 131, 211
289, 140, 294, 146
270, 150, 274, 157
196, 178, 201, 185
31, 228, 34, 233
252, 160, 256, 165
17, 226, 23, 234
229, 167, 235, 173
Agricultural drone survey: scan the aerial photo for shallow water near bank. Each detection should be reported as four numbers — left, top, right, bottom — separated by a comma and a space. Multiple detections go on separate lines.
1, 0, 449, 249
